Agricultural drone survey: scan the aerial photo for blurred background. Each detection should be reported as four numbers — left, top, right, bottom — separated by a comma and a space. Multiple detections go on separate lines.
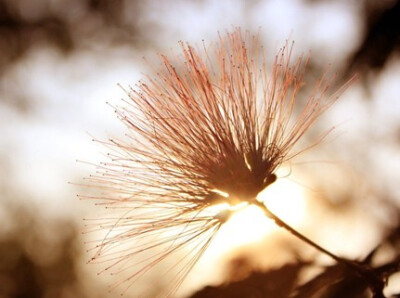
0, 0, 400, 297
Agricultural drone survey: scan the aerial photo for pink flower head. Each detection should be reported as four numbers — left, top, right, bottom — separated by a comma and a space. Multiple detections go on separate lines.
83, 29, 352, 297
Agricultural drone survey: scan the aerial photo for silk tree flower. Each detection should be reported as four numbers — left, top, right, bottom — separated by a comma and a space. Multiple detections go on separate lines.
83, 29, 351, 296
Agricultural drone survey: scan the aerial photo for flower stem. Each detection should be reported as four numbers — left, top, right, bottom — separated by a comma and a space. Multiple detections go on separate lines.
252, 199, 344, 263
251, 199, 385, 297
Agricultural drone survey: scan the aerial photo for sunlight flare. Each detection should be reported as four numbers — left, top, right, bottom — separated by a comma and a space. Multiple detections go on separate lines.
207, 175, 307, 256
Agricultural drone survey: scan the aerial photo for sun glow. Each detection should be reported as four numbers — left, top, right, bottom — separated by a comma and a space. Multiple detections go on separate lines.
257, 177, 307, 226
183, 176, 308, 296
207, 176, 307, 256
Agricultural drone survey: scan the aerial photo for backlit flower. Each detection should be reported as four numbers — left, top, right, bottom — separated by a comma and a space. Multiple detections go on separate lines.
83, 29, 351, 297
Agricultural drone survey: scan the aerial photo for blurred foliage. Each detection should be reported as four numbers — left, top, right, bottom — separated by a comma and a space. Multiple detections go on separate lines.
0, 0, 399, 112
0, 0, 160, 113
346, 0, 400, 81
0, 0, 148, 72
191, 262, 305, 298
190, 216, 400, 298
0, 203, 87, 298
0, 0, 399, 76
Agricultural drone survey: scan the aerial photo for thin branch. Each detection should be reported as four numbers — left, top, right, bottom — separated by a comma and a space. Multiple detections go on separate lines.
251, 199, 386, 298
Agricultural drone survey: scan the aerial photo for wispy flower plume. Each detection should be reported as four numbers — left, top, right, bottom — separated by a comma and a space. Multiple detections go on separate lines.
83, 29, 352, 296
